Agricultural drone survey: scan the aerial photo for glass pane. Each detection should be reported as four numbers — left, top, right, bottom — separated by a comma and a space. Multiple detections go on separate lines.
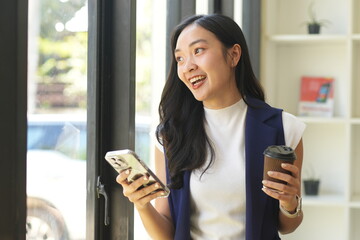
196, 0, 209, 14
135, 0, 166, 239
234, 0, 243, 27
27, 0, 88, 239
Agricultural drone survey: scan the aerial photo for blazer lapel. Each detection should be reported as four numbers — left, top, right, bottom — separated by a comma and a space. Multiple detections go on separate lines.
245, 99, 280, 240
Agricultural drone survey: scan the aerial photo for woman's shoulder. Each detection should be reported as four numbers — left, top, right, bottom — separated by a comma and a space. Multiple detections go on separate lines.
282, 111, 306, 148
282, 111, 306, 131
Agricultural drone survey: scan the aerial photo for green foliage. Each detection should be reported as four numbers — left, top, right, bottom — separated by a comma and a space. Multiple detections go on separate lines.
38, 32, 87, 83
37, 32, 87, 109
34, 0, 88, 110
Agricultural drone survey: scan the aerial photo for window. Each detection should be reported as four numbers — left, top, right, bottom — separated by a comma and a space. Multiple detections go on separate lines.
26, 0, 88, 239
134, 1, 166, 238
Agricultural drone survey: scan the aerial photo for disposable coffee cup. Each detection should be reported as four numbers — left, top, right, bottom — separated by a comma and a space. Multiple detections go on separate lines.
263, 145, 296, 185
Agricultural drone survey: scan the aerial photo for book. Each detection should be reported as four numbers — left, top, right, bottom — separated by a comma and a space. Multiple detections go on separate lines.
298, 76, 334, 117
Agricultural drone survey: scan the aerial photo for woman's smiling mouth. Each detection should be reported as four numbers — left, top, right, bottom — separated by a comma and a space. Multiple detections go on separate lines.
189, 75, 207, 88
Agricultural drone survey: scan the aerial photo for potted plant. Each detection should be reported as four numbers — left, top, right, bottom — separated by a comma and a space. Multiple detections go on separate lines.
304, 1, 330, 34
302, 163, 320, 196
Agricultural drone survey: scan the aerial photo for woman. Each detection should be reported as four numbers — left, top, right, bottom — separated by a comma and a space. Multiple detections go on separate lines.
117, 14, 305, 240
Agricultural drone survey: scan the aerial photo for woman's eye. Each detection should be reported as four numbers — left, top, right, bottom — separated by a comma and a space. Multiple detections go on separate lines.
175, 56, 183, 62
195, 48, 204, 54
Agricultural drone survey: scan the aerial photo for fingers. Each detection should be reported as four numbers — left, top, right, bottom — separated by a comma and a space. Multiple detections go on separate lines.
262, 180, 297, 195
281, 163, 299, 178
265, 163, 300, 187
116, 169, 131, 185
262, 163, 301, 212
131, 187, 167, 208
126, 181, 166, 210
116, 170, 166, 209
265, 172, 297, 188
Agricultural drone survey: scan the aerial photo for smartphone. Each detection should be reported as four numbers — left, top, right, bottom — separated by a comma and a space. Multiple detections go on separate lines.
104, 149, 170, 197
316, 82, 331, 103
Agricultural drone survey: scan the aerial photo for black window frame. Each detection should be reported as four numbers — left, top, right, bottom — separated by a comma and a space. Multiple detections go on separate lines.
87, 0, 136, 238
0, 0, 28, 239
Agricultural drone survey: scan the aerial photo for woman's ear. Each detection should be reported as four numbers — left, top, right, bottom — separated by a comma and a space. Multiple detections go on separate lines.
229, 44, 241, 67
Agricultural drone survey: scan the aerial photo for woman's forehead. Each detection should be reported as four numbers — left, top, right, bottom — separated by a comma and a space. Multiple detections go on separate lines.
176, 24, 216, 49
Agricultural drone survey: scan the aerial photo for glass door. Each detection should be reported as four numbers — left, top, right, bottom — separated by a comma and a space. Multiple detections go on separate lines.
134, 1, 166, 239
26, 0, 88, 239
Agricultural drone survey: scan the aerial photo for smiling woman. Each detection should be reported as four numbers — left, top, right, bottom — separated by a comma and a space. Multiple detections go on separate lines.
114, 13, 305, 240
157, 14, 305, 239
174, 24, 241, 108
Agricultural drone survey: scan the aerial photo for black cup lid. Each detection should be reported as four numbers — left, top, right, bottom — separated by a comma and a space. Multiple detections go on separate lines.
263, 145, 296, 162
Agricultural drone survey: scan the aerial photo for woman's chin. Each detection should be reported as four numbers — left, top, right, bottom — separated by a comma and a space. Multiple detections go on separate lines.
192, 94, 206, 103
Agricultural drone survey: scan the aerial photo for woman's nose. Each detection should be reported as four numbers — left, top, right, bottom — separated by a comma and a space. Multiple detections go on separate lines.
184, 58, 197, 72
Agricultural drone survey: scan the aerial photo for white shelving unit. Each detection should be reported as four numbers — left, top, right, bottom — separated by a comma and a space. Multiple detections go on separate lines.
261, 0, 360, 239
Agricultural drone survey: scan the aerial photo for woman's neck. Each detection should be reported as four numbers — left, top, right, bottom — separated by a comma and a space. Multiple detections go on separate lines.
203, 93, 242, 110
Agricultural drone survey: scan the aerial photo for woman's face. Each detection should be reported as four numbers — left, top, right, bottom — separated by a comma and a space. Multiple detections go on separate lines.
174, 24, 241, 109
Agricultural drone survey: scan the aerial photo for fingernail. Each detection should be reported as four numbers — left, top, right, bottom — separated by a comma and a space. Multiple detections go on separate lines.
160, 192, 165, 196
143, 176, 148, 181
268, 171, 274, 176
155, 183, 160, 188
281, 163, 287, 167
262, 180, 267, 185
125, 170, 130, 175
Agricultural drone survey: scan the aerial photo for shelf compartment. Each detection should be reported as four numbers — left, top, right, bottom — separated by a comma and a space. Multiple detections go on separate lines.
280, 206, 346, 240
352, 42, 360, 118
262, 43, 349, 117
302, 123, 347, 196
350, 125, 360, 201
350, 208, 360, 239
263, 0, 349, 35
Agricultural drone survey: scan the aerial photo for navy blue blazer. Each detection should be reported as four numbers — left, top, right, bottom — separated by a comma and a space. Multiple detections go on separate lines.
166, 97, 284, 240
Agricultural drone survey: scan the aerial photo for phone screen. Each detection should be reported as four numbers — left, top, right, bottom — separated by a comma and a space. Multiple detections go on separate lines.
316, 83, 331, 103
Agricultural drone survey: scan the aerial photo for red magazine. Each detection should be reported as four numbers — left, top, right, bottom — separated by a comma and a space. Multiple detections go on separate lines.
298, 76, 334, 117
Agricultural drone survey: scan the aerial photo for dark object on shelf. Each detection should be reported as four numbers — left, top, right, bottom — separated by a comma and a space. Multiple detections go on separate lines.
303, 179, 320, 195
303, 1, 330, 34
308, 23, 321, 34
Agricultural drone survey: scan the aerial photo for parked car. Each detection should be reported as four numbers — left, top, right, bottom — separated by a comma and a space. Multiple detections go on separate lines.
26, 114, 87, 240
26, 114, 151, 240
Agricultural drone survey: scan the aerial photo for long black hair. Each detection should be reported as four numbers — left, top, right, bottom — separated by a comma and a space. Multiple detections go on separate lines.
156, 14, 265, 189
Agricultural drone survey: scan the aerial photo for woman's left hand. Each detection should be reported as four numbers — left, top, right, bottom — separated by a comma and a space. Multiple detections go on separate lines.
262, 163, 301, 212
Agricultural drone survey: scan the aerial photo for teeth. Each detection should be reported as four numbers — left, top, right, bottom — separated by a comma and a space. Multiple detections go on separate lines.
190, 76, 206, 84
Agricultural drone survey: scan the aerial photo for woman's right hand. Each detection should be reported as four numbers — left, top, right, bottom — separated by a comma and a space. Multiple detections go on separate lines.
116, 169, 166, 210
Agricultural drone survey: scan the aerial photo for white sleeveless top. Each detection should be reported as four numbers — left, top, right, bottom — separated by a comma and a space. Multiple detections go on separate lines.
154, 99, 306, 239
188, 99, 305, 240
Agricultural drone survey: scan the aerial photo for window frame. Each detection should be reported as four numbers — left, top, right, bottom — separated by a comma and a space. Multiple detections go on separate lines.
0, 0, 28, 239
87, 0, 136, 239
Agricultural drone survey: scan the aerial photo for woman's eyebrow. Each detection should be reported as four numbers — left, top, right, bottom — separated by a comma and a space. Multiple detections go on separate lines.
175, 39, 208, 53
